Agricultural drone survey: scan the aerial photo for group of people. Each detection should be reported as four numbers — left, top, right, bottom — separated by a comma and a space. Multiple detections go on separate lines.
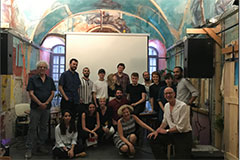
24, 58, 199, 159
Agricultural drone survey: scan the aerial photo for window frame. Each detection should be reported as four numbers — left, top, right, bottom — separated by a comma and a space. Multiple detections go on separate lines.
50, 44, 66, 107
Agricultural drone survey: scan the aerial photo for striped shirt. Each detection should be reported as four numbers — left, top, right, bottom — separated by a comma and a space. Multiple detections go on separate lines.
80, 77, 93, 104
113, 115, 136, 149
120, 116, 136, 137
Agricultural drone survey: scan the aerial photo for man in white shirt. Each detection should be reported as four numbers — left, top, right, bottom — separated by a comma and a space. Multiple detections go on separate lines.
148, 87, 192, 159
92, 69, 108, 108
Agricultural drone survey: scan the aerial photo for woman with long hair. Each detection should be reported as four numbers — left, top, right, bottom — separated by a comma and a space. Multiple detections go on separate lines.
107, 73, 122, 101
78, 103, 101, 147
52, 110, 86, 159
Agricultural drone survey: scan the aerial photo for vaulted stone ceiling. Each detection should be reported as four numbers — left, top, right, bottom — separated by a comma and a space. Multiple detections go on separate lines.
2, 0, 234, 48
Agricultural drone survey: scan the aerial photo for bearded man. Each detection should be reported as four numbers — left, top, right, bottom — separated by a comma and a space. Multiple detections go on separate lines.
108, 88, 129, 130
59, 58, 81, 119
78, 67, 93, 116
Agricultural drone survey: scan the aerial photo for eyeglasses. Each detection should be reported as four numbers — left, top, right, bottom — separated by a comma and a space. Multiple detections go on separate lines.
164, 92, 174, 95
38, 66, 47, 69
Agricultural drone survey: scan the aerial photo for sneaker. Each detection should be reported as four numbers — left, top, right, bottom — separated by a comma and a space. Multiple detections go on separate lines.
25, 150, 32, 159
38, 146, 49, 154
75, 151, 87, 157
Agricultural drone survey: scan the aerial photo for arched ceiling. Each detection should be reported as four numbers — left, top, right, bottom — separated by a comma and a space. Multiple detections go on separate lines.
5, 0, 232, 48
32, 0, 177, 47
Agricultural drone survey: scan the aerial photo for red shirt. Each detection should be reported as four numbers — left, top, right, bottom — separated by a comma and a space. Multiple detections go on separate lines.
108, 97, 129, 121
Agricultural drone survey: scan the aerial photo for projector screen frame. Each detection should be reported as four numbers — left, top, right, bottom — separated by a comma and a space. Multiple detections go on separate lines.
65, 32, 149, 83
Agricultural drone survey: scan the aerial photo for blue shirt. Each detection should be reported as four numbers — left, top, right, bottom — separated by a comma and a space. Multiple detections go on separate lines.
27, 74, 56, 109
59, 70, 81, 104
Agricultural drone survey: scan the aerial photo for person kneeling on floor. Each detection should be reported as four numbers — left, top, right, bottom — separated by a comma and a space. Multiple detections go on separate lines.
113, 104, 155, 158
53, 110, 86, 159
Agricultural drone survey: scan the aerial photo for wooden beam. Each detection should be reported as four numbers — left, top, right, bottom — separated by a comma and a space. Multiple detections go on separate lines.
222, 41, 239, 54
186, 28, 207, 34
203, 28, 222, 47
214, 44, 222, 149
186, 27, 222, 47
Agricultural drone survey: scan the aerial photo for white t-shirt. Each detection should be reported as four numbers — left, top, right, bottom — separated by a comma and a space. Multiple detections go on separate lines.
92, 79, 108, 99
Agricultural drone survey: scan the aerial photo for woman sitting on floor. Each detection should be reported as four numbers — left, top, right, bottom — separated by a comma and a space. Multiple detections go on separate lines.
98, 97, 115, 140
113, 104, 155, 158
78, 103, 101, 147
52, 110, 86, 159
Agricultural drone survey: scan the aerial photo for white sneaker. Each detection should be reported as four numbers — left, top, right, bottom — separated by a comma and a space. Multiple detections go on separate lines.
25, 150, 32, 159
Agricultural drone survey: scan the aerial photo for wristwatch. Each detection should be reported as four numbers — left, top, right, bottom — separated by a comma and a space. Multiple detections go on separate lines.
166, 129, 170, 133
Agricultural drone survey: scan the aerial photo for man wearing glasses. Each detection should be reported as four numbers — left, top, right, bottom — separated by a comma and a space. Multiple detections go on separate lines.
148, 87, 192, 159
25, 61, 56, 159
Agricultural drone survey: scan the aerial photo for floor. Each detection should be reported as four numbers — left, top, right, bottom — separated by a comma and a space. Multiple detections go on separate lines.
7, 120, 224, 160
9, 136, 155, 160
7, 135, 225, 160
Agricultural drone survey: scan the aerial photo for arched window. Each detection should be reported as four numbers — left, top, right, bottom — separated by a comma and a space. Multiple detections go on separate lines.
50, 45, 65, 107
148, 46, 159, 75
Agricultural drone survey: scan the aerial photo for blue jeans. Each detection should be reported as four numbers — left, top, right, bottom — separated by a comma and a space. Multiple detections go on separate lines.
25, 108, 50, 150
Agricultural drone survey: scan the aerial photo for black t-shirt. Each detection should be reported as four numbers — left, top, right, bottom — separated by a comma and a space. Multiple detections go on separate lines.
97, 107, 113, 128
149, 83, 164, 111
126, 84, 146, 103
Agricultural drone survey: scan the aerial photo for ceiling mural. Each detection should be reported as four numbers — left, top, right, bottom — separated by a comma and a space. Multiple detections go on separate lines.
0, 0, 236, 48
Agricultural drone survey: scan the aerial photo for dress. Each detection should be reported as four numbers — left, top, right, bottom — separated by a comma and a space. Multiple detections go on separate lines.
113, 116, 136, 149
78, 112, 101, 142
97, 107, 113, 129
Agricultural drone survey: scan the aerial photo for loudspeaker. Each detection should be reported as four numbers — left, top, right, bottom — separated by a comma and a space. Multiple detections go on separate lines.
184, 38, 214, 78
0, 33, 13, 74
233, 0, 238, 6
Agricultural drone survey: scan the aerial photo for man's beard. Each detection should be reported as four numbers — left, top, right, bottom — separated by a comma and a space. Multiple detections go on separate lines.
144, 78, 150, 81
175, 74, 182, 80
71, 66, 76, 71
116, 95, 122, 100
84, 74, 89, 78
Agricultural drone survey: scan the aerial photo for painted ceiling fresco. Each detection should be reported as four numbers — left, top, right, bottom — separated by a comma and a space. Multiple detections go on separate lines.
1, 0, 236, 48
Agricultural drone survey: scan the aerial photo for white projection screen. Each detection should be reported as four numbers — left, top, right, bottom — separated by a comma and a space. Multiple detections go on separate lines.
65, 32, 149, 83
